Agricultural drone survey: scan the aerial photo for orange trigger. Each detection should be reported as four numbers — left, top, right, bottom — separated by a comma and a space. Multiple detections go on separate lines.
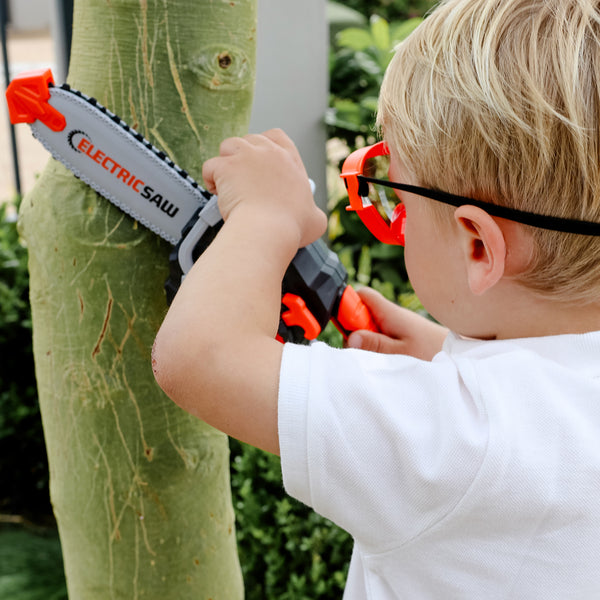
281, 293, 321, 340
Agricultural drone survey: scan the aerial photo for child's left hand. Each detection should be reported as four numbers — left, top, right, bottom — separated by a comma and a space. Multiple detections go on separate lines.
346, 288, 449, 360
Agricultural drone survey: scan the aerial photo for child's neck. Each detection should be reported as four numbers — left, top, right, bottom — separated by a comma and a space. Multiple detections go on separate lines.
481, 292, 600, 340
449, 278, 600, 341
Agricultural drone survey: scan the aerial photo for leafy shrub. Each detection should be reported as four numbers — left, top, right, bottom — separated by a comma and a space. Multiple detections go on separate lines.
327, 13, 428, 306
328, 14, 423, 146
336, 0, 435, 21
0, 201, 51, 520
230, 440, 352, 600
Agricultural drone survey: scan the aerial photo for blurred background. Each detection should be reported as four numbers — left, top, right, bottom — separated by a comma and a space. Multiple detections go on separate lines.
0, 0, 71, 203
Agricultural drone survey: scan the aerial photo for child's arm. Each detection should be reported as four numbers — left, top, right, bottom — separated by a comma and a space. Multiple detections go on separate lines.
152, 130, 327, 455
347, 288, 448, 360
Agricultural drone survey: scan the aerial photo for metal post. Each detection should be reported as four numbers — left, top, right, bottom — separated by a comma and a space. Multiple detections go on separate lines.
0, 0, 21, 198
51, 0, 73, 82
249, 0, 329, 212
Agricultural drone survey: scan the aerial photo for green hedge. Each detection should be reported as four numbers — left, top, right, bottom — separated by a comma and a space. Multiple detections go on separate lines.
0, 201, 51, 520
230, 440, 352, 599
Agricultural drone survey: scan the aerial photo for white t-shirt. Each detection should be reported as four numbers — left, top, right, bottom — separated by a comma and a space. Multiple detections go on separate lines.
278, 331, 600, 599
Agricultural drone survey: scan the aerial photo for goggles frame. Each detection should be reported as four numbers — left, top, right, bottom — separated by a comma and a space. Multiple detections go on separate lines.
340, 141, 600, 246
340, 142, 406, 246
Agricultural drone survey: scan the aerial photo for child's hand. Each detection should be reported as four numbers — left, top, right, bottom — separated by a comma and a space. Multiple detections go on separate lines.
202, 129, 327, 249
346, 288, 448, 361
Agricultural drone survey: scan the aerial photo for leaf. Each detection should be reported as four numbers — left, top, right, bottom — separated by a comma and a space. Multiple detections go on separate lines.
351, 51, 384, 77
359, 95, 379, 113
335, 245, 357, 280
372, 262, 406, 290
357, 245, 372, 284
398, 291, 427, 315
336, 27, 373, 51
370, 279, 396, 301
325, 104, 365, 133
370, 15, 390, 52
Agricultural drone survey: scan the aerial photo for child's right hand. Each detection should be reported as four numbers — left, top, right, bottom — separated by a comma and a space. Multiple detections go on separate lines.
346, 288, 449, 361
202, 129, 327, 250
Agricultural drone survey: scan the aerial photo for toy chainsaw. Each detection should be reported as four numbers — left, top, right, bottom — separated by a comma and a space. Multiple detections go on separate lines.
6, 68, 377, 344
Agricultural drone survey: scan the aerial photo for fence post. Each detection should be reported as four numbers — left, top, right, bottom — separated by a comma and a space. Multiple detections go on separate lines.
50, 0, 73, 83
1, 0, 21, 198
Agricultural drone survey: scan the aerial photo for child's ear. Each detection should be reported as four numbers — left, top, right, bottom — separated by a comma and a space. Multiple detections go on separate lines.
454, 205, 506, 296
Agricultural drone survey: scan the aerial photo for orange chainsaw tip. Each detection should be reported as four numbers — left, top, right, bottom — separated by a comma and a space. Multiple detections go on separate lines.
6, 68, 66, 132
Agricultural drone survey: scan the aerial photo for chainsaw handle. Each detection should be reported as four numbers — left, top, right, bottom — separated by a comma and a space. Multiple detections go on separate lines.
333, 285, 378, 339
167, 212, 378, 344
276, 240, 378, 344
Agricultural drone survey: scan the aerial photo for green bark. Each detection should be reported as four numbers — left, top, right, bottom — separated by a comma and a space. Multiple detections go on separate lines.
19, 0, 256, 597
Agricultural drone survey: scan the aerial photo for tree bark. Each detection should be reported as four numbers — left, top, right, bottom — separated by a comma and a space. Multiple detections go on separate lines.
19, 0, 256, 597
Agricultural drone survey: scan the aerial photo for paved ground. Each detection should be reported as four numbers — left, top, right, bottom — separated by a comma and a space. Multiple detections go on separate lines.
1, 29, 55, 204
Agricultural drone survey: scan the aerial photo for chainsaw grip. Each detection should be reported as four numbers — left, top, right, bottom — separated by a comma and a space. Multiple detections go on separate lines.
278, 240, 378, 344
334, 286, 378, 337
167, 216, 377, 345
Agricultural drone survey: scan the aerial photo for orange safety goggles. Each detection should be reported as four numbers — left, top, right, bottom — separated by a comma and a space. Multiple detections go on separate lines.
340, 141, 406, 246
340, 141, 600, 244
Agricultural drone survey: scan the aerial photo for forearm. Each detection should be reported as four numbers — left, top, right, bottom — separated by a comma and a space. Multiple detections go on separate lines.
153, 206, 298, 454
175, 207, 299, 341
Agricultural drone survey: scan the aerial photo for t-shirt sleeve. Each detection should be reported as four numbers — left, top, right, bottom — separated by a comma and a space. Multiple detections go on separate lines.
278, 341, 488, 551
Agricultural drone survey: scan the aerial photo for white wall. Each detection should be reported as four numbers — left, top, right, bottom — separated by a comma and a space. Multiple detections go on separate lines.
249, 0, 329, 210
8, 0, 51, 31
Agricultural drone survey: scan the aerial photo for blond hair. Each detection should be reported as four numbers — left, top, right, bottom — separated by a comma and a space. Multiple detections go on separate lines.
378, 0, 600, 303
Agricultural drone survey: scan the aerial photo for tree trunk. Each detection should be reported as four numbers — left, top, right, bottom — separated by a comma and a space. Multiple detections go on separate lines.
19, 0, 256, 597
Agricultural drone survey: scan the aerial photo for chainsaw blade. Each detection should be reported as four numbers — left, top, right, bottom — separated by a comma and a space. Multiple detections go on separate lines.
7, 69, 212, 245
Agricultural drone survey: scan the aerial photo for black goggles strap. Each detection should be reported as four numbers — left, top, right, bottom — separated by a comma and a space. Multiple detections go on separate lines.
358, 175, 600, 236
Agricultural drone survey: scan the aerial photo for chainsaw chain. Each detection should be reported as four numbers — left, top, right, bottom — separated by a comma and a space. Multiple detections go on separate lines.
54, 82, 213, 205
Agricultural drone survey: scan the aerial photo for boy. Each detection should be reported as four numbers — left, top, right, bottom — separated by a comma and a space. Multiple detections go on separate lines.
153, 0, 600, 597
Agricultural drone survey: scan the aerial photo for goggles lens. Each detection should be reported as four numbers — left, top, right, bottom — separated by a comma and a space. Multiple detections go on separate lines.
359, 154, 402, 226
